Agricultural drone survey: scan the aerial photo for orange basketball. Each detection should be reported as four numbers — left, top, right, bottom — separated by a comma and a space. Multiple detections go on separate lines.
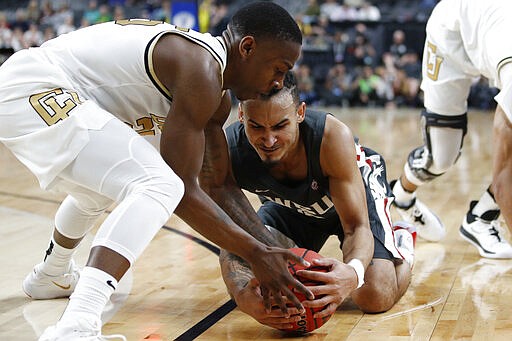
280, 247, 333, 333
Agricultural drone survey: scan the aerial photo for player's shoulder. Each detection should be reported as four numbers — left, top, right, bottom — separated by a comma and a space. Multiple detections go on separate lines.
322, 112, 353, 143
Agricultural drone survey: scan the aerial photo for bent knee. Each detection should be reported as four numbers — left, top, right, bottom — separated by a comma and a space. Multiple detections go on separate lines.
352, 285, 396, 313
351, 259, 400, 313
128, 173, 185, 216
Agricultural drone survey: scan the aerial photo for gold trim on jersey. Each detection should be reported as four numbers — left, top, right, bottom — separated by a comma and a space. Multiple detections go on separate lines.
144, 29, 226, 102
145, 32, 173, 102
497, 56, 512, 84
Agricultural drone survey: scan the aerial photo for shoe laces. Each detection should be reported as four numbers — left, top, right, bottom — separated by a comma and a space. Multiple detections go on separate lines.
473, 218, 505, 245
488, 219, 504, 243
411, 206, 425, 225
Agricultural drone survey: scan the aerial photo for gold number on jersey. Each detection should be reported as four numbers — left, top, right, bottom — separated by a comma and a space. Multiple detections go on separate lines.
150, 113, 166, 132
134, 117, 155, 135
425, 41, 443, 81
115, 19, 164, 26
29, 88, 83, 126
124, 113, 166, 135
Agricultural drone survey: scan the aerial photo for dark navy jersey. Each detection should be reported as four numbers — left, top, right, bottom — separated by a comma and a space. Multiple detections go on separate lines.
226, 110, 336, 219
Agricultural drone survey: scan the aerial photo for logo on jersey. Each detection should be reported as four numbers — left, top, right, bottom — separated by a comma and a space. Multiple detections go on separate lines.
425, 41, 443, 81
360, 153, 388, 201
311, 180, 318, 190
260, 194, 334, 218
125, 113, 166, 136
29, 88, 83, 126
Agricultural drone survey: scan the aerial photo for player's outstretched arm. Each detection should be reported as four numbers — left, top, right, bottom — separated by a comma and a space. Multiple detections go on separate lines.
200, 93, 277, 247
492, 106, 512, 233
154, 35, 312, 313
318, 116, 374, 290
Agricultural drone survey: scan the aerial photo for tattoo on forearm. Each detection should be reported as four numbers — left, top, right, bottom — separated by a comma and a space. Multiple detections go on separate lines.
220, 250, 254, 295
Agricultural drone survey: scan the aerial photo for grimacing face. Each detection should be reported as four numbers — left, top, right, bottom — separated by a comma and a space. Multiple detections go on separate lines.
234, 38, 301, 101
239, 90, 305, 166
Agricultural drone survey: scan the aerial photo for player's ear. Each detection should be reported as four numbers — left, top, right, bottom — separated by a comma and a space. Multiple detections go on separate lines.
297, 102, 306, 123
239, 36, 256, 58
238, 103, 244, 123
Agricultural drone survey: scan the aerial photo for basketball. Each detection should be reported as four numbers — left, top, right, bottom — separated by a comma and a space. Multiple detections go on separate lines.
279, 247, 333, 333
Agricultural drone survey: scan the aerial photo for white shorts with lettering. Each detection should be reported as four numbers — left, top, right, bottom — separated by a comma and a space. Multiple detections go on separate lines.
0, 48, 114, 189
421, 0, 512, 120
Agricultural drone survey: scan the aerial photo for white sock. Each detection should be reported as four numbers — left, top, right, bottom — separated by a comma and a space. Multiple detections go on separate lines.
394, 229, 415, 269
61, 266, 118, 322
472, 188, 500, 220
40, 237, 76, 276
393, 179, 415, 207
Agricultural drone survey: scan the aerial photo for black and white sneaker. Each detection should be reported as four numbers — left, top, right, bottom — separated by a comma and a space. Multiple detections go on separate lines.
460, 201, 512, 259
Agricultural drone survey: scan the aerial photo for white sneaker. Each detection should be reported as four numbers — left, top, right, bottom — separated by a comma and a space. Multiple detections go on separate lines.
39, 317, 126, 341
395, 198, 445, 242
393, 221, 416, 268
23, 260, 80, 299
460, 201, 512, 259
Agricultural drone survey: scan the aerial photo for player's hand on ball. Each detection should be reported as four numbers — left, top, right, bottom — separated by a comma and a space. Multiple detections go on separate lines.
247, 246, 314, 315
235, 278, 303, 330
297, 257, 358, 318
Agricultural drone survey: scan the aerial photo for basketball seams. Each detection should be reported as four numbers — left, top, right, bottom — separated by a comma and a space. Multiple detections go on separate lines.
282, 248, 333, 333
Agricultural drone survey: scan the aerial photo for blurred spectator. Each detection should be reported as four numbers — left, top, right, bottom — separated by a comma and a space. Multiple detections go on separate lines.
344, 0, 365, 7
151, 0, 171, 22
209, 1, 229, 36
97, 4, 113, 23
0, 12, 13, 50
11, 27, 28, 51
11, 8, 30, 32
296, 64, 318, 105
331, 30, 350, 64
387, 29, 409, 66
322, 63, 353, 107
112, 5, 126, 21
57, 15, 75, 36
42, 25, 56, 42
320, 0, 341, 20
330, 2, 358, 22
24, 23, 43, 46
374, 65, 395, 107
399, 50, 422, 106
84, 0, 100, 24
357, 2, 381, 21
352, 65, 383, 106
26, 0, 41, 24
346, 32, 376, 67
304, 0, 321, 17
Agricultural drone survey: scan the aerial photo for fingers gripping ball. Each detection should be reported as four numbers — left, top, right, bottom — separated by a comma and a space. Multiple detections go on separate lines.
281, 247, 333, 333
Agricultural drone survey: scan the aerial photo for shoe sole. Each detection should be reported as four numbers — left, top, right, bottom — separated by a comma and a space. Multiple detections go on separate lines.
22, 277, 74, 300
459, 225, 510, 259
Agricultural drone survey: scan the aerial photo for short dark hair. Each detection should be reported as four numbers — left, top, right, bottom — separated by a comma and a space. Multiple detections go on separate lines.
229, 2, 302, 45
278, 71, 300, 108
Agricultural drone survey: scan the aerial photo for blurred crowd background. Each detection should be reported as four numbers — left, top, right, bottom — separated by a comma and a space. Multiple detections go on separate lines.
0, 0, 498, 110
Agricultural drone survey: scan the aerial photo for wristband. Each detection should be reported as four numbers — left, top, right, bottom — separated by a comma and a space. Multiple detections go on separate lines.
347, 259, 365, 289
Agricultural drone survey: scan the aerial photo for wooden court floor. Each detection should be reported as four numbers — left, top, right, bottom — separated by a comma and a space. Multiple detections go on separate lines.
1, 107, 512, 340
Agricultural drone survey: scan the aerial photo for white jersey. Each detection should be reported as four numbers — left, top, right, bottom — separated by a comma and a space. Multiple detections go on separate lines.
0, 20, 227, 188
421, 0, 512, 119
